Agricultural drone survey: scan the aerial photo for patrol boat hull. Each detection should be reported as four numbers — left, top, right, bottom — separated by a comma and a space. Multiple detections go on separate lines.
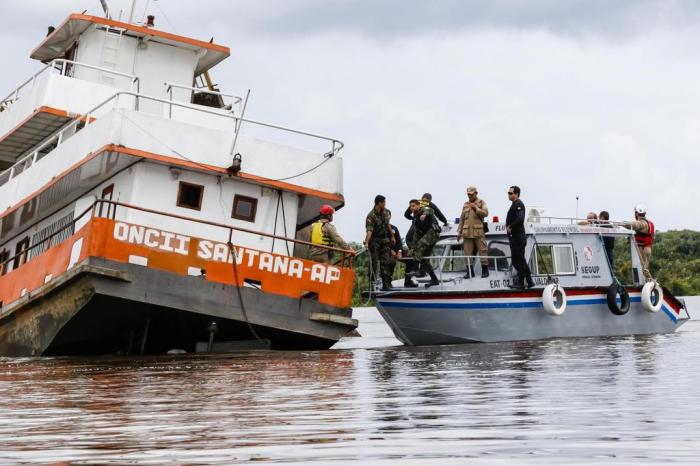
376, 287, 689, 346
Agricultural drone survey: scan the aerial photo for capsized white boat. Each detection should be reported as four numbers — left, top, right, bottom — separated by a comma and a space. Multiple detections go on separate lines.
0, 6, 356, 355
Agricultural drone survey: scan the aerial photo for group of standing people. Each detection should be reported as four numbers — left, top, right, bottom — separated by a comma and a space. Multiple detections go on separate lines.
310, 187, 656, 292
363, 185, 537, 290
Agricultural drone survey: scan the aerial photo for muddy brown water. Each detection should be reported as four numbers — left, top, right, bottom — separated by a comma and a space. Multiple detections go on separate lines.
1, 297, 699, 464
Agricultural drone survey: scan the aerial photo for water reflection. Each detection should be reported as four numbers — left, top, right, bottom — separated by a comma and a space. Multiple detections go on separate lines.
0, 303, 699, 464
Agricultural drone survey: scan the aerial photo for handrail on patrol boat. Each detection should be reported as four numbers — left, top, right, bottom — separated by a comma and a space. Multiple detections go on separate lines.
0, 199, 356, 276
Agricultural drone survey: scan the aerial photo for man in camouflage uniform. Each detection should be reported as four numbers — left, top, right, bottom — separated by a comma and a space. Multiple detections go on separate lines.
408, 199, 440, 287
457, 186, 489, 278
364, 195, 396, 291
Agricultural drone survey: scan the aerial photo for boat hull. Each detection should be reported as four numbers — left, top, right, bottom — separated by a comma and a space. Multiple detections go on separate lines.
0, 258, 356, 356
376, 289, 689, 346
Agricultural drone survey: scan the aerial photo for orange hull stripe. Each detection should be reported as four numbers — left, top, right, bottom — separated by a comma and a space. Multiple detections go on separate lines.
2, 144, 343, 222
33, 14, 230, 58
0, 217, 353, 310
0, 106, 73, 146
105, 145, 344, 202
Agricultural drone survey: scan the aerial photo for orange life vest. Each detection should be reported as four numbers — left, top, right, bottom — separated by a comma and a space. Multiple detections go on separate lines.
634, 219, 655, 248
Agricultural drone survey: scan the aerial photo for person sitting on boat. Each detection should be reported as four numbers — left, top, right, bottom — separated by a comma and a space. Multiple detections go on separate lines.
457, 185, 489, 278
598, 210, 615, 268
506, 186, 534, 289
407, 199, 440, 288
310, 205, 350, 264
622, 205, 654, 279
578, 212, 598, 225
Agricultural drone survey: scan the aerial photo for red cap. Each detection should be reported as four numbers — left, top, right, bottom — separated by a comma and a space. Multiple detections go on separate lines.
492, 215, 499, 222
319, 204, 335, 216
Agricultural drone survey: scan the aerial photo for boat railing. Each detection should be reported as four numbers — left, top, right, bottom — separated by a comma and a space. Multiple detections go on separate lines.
418, 253, 513, 284
164, 82, 243, 117
0, 90, 344, 188
0, 199, 356, 276
0, 59, 139, 109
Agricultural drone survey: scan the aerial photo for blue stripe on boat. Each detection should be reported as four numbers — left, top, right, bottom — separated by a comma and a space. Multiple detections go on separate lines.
378, 296, 678, 323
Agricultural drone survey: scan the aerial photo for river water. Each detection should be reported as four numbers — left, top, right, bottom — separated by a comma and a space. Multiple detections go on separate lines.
1, 297, 699, 465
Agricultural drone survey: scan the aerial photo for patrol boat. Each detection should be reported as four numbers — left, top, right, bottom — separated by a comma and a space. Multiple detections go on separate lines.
0, 6, 356, 356
374, 214, 690, 346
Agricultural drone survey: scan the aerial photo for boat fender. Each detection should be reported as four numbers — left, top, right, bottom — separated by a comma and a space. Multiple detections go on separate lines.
641, 281, 664, 313
606, 283, 630, 315
542, 284, 567, 316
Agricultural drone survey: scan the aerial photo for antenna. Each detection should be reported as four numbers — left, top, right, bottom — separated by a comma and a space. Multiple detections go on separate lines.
576, 195, 579, 219
99, 0, 112, 19
229, 89, 251, 156
127, 0, 137, 23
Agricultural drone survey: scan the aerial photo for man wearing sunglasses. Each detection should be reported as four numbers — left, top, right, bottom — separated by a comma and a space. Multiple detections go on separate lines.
506, 186, 534, 289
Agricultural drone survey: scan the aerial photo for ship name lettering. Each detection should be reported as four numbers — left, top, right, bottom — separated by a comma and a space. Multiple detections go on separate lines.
580, 266, 599, 274
196, 239, 338, 283
113, 222, 190, 256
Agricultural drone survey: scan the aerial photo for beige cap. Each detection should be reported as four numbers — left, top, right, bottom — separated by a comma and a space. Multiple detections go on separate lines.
466, 186, 478, 194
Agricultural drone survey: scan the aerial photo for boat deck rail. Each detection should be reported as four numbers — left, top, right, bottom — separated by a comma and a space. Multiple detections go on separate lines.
0, 59, 139, 109
164, 82, 243, 116
0, 90, 344, 188
531, 216, 635, 230
0, 199, 356, 275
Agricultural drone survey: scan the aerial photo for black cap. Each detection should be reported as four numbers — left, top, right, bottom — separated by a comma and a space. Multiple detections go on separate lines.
374, 195, 386, 205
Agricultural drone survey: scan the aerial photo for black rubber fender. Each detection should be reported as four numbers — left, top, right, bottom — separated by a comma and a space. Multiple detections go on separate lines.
607, 283, 630, 315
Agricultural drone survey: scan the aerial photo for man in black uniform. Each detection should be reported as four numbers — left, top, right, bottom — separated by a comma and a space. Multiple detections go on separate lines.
506, 186, 534, 289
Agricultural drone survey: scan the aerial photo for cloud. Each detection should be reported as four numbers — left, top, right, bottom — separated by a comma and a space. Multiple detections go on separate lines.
160, 0, 700, 41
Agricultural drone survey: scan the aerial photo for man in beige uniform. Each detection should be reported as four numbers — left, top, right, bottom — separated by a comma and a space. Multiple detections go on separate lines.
457, 186, 489, 278
310, 205, 351, 264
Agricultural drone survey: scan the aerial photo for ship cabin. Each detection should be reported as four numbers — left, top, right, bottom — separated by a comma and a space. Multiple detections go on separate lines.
400, 215, 649, 293
0, 14, 353, 316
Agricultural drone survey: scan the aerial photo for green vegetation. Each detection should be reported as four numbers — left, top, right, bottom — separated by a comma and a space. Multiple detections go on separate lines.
348, 231, 700, 304
648, 230, 700, 296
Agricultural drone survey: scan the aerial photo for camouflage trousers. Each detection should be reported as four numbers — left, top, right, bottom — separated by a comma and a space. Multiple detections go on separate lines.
369, 238, 393, 286
413, 229, 438, 261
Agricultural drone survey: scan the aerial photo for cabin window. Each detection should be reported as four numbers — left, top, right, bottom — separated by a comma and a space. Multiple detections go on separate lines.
530, 244, 575, 276
232, 195, 257, 222
177, 182, 204, 211
98, 184, 114, 218
13, 236, 30, 270
19, 198, 37, 225
0, 249, 8, 275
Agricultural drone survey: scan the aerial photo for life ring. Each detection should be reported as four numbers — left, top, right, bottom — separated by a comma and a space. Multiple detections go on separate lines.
542, 284, 567, 316
641, 281, 663, 313
607, 283, 630, 315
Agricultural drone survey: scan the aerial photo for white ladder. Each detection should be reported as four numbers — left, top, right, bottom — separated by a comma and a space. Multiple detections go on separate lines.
99, 26, 124, 86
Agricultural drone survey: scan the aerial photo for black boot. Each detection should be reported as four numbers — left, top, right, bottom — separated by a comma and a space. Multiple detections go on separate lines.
403, 276, 418, 288
509, 277, 525, 289
481, 266, 489, 278
381, 279, 393, 291
463, 266, 475, 279
425, 269, 440, 288
526, 276, 535, 288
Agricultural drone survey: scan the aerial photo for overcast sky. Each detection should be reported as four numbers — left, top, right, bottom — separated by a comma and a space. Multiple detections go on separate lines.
2, 0, 699, 241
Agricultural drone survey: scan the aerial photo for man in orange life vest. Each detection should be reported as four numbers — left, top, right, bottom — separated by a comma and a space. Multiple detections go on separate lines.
623, 205, 655, 279
310, 205, 351, 264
